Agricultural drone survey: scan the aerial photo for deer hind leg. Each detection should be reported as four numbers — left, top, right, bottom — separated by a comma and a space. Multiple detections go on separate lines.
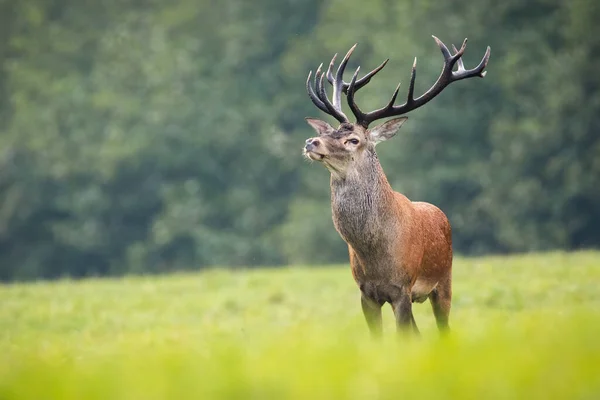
429, 275, 451, 333
361, 295, 383, 338
392, 287, 419, 335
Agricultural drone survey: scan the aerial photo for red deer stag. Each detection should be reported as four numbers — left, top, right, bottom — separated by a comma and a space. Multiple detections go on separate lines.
303, 36, 490, 335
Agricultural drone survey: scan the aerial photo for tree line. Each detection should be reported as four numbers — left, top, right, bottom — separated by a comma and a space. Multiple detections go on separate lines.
0, 0, 598, 281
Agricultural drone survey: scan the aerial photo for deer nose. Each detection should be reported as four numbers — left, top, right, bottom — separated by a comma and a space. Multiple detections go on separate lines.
305, 138, 320, 151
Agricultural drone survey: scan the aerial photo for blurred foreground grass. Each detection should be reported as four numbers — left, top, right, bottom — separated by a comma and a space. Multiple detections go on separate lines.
1, 252, 600, 399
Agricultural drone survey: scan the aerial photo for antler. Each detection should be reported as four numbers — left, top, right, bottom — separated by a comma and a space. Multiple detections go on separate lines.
348, 36, 490, 127
306, 36, 491, 128
306, 45, 389, 124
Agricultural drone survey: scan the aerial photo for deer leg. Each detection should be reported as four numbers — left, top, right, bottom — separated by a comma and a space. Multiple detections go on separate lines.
429, 276, 451, 333
389, 302, 419, 333
392, 288, 417, 334
361, 295, 382, 337
410, 313, 420, 334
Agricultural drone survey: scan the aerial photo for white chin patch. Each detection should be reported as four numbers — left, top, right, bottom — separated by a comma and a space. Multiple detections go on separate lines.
307, 152, 324, 161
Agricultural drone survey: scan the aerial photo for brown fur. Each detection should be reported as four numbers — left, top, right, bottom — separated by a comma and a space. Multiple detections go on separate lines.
304, 119, 452, 335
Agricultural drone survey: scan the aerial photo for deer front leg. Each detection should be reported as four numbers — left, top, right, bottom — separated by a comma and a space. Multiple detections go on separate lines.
361, 295, 382, 337
392, 287, 419, 334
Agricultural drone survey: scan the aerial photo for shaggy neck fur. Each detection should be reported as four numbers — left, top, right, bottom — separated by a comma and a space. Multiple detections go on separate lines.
329, 147, 396, 253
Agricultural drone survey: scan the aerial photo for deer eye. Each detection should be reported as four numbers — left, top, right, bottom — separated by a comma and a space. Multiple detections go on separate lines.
347, 138, 359, 145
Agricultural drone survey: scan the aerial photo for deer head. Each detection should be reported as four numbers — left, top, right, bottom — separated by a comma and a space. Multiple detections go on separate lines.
303, 37, 490, 177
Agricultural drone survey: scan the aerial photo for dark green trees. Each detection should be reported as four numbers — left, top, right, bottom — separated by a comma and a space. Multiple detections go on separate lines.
0, 0, 598, 280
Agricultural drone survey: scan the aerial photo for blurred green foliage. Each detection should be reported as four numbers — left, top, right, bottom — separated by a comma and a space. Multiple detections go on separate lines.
0, 0, 599, 280
1, 252, 600, 398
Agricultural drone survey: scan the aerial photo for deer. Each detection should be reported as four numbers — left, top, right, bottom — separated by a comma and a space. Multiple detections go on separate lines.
302, 36, 490, 336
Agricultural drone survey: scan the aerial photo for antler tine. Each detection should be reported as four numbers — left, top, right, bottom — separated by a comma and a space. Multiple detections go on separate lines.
332, 44, 357, 109
314, 63, 325, 101
387, 82, 402, 109
473, 46, 491, 78
306, 70, 329, 114
325, 53, 338, 104
433, 35, 452, 61
317, 68, 349, 123
451, 44, 465, 71
456, 38, 468, 56
325, 53, 338, 83
348, 58, 389, 93
347, 66, 367, 124
350, 78, 404, 127
325, 45, 389, 94
407, 57, 417, 104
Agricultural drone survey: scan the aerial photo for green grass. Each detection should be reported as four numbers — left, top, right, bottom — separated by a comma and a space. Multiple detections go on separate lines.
1, 252, 600, 399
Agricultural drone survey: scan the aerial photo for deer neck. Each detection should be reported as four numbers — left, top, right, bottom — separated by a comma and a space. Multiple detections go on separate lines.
329, 148, 395, 249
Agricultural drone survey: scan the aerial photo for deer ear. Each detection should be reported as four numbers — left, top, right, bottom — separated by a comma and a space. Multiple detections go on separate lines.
305, 118, 335, 136
368, 117, 408, 144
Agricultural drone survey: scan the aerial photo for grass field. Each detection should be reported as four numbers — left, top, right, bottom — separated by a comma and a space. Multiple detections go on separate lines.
1, 252, 600, 399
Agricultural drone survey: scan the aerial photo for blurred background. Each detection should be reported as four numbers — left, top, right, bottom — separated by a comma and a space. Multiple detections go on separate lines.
0, 0, 598, 281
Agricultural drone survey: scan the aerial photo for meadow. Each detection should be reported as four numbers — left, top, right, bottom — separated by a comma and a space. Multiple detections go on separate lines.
1, 251, 599, 399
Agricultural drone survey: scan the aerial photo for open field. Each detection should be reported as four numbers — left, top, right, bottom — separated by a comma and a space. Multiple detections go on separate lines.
1, 251, 600, 399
